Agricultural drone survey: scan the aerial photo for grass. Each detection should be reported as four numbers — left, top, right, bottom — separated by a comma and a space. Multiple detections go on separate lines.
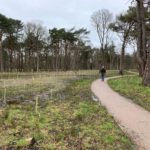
108, 76, 150, 112
0, 70, 127, 105
0, 72, 80, 105
105, 70, 134, 77
0, 77, 135, 150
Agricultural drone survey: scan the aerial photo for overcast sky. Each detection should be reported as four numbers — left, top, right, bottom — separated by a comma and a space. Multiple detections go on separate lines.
0, 0, 132, 52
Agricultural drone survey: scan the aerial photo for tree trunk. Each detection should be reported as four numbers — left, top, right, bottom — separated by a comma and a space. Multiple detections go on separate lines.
28, 50, 31, 71
142, 16, 150, 86
9, 49, 13, 72
36, 53, 39, 72
64, 43, 68, 71
21, 52, 24, 72
142, 52, 150, 86
0, 39, 4, 72
101, 47, 105, 66
119, 40, 125, 75
17, 52, 20, 71
136, 0, 146, 76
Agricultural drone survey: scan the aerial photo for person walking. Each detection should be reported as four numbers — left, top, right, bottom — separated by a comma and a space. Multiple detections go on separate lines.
99, 66, 106, 81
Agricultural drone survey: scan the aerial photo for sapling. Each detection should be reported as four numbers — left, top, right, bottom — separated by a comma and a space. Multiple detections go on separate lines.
17, 73, 19, 80
3, 80, 6, 105
35, 96, 39, 115
32, 75, 35, 81
50, 89, 53, 100
23, 81, 26, 89
34, 96, 41, 136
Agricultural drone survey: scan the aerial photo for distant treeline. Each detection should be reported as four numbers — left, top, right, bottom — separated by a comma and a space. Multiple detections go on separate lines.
0, 14, 136, 72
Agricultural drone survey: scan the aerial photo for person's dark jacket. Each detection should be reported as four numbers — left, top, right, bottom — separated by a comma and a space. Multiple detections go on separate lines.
100, 68, 106, 75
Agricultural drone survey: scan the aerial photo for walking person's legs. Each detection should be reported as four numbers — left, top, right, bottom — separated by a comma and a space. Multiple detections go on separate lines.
101, 74, 104, 81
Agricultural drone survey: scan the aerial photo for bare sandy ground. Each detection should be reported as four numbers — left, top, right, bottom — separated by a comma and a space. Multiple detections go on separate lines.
91, 78, 150, 150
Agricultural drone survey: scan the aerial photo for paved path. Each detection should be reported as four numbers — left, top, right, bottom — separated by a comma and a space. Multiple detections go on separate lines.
91, 78, 150, 150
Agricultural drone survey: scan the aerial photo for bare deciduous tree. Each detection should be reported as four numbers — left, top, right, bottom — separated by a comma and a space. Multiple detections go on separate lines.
91, 9, 113, 65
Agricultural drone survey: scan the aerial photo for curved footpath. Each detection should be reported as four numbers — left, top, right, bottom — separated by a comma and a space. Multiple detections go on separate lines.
91, 77, 150, 150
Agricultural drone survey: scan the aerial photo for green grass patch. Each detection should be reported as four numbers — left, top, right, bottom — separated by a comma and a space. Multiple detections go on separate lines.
0, 78, 134, 150
108, 76, 150, 111
106, 70, 135, 77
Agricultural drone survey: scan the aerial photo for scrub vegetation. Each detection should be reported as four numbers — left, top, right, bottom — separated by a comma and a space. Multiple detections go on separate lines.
0, 73, 134, 149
